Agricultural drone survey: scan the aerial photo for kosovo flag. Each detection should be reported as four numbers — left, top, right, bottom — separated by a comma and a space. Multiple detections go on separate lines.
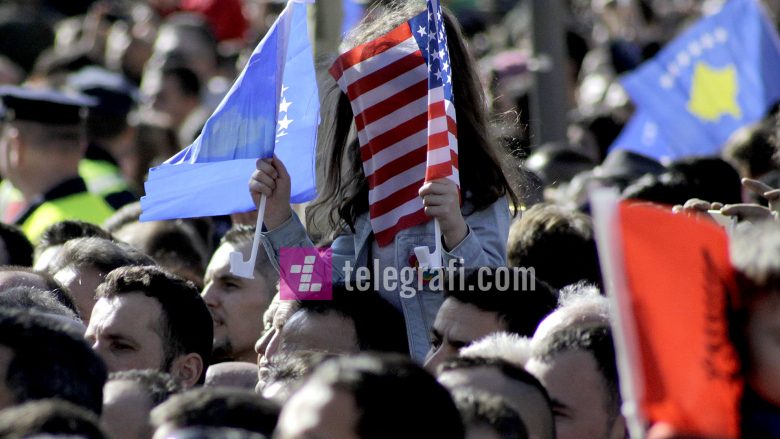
140, 0, 318, 221
618, 0, 780, 160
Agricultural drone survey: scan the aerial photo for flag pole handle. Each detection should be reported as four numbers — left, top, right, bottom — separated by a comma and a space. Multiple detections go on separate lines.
433, 218, 443, 266
413, 218, 444, 269
229, 194, 268, 279
248, 194, 268, 264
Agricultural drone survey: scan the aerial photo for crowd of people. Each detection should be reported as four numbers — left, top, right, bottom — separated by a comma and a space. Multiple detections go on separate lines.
0, 0, 779, 438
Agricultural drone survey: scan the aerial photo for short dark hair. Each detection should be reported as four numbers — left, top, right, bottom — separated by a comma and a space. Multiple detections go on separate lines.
0, 222, 32, 266
113, 221, 210, 288
296, 283, 408, 353
723, 120, 779, 179
108, 370, 184, 407
452, 391, 528, 439
440, 356, 552, 408
507, 203, 603, 289
0, 266, 79, 320
0, 285, 79, 321
102, 202, 142, 233
36, 220, 113, 256
96, 266, 213, 383
0, 309, 107, 414
309, 353, 464, 439
51, 237, 156, 274
0, 399, 107, 439
444, 268, 557, 337
220, 225, 278, 286
162, 66, 201, 98
624, 158, 742, 206
532, 325, 621, 421
150, 388, 279, 437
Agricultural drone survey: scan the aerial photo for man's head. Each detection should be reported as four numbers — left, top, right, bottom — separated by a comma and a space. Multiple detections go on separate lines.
275, 354, 464, 439
0, 222, 32, 266
112, 220, 209, 288
459, 332, 533, 368
204, 362, 260, 391
424, 268, 556, 373
86, 265, 213, 387
0, 285, 82, 334
526, 325, 625, 439
257, 284, 408, 368
0, 87, 92, 197
438, 356, 555, 439
0, 267, 79, 318
0, 399, 107, 439
34, 219, 113, 272
141, 66, 200, 129
730, 221, 780, 407
533, 282, 610, 341
202, 226, 277, 364
507, 203, 602, 289
150, 387, 279, 439
452, 390, 528, 439
0, 309, 107, 414
51, 237, 156, 321
102, 370, 183, 439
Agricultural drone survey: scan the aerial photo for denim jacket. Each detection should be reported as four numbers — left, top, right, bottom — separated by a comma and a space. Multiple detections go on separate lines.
260, 196, 511, 361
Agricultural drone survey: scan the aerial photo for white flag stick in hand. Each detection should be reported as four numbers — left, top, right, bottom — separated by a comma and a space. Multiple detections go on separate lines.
414, 218, 444, 269
229, 194, 267, 278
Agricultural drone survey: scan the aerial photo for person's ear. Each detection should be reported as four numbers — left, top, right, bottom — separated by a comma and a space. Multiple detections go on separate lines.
170, 353, 204, 388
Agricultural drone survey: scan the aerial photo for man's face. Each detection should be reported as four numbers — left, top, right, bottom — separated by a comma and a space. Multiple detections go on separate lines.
0, 345, 15, 411
202, 241, 274, 363
526, 350, 619, 439
275, 380, 360, 439
101, 379, 154, 439
86, 293, 167, 373
438, 366, 554, 439
54, 264, 106, 323
747, 294, 780, 407
424, 297, 505, 373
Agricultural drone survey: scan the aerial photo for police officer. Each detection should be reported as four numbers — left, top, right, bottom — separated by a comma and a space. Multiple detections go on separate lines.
68, 66, 139, 209
0, 86, 114, 242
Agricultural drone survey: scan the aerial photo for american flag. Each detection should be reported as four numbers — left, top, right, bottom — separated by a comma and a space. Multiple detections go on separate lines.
329, 0, 459, 246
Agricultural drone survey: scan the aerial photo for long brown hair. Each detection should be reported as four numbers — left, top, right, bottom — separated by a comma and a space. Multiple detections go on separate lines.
307, 0, 520, 235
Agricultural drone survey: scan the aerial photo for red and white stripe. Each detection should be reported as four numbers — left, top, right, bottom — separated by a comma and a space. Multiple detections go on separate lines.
330, 20, 457, 246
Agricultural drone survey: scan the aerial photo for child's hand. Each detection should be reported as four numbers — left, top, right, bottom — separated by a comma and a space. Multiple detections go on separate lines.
249, 155, 292, 230
419, 178, 467, 250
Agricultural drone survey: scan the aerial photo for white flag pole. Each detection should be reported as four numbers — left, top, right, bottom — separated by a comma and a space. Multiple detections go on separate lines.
230, 0, 304, 279
229, 194, 267, 279
590, 188, 646, 439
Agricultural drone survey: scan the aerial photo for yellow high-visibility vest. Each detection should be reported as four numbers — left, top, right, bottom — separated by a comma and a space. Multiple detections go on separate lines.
20, 192, 114, 243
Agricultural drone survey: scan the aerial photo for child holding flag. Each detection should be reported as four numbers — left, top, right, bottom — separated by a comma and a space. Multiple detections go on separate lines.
249, 0, 522, 361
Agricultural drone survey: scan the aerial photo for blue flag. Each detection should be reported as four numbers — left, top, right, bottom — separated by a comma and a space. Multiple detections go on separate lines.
609, 110, 673, 163
140, 0, 318, 221
615, 0, 780, 160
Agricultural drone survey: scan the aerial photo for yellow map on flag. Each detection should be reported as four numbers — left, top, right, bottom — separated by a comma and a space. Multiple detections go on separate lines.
686, 62, 742, 122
